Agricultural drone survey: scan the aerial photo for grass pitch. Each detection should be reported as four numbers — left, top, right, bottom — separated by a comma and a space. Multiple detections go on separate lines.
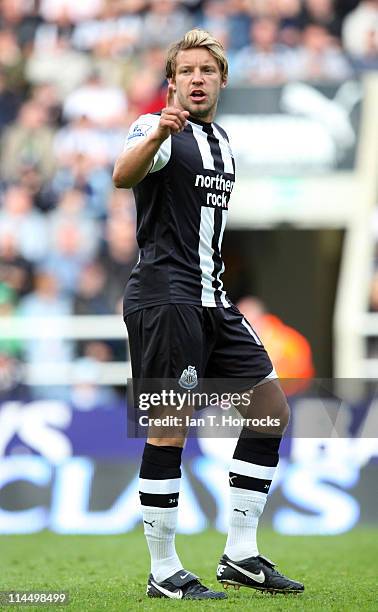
1, 528, 377, 611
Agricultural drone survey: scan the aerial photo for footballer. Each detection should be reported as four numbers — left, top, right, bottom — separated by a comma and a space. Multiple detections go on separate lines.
113, 28, 304, 600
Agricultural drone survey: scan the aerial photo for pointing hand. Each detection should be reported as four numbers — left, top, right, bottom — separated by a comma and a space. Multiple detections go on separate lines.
157, 84, 189, 140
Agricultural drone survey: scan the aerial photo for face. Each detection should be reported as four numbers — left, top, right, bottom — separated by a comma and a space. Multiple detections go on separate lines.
171, 47, 226, 122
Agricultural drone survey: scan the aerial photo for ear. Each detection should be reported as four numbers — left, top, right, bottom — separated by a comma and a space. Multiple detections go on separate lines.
221, 79, 227, 89
168, 76, 176, 89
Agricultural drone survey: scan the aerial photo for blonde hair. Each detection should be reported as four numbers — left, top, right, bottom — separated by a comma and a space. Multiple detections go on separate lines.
166, 29, 228, 81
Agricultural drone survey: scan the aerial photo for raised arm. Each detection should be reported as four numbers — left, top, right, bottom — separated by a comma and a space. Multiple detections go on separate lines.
112, 85, 189, 189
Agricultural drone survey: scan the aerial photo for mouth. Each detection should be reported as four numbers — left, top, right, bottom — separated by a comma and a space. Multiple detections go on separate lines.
190, 90, 207, 103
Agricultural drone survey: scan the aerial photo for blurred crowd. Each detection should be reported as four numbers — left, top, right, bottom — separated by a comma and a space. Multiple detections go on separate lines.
0, 0, 377, 389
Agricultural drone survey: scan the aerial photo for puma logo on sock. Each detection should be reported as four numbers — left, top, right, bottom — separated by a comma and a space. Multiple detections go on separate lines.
234, 508, 249, 516
144, 520, 156, 528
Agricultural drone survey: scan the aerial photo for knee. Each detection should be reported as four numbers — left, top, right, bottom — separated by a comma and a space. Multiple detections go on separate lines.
268, 384, 290, 430
248, 380, 290, 433
278, 399, 290, 431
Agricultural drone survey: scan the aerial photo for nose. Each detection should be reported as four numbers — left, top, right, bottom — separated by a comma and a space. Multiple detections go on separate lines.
191, 69, 204, 84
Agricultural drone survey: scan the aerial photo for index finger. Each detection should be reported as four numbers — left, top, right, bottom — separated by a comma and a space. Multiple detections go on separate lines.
166, 84, 175, 108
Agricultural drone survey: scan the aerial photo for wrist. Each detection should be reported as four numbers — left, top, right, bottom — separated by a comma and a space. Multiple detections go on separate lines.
149, 128, 168, 146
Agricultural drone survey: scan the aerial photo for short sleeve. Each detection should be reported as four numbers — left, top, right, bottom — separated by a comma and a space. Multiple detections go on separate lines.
124, 113, 171, 173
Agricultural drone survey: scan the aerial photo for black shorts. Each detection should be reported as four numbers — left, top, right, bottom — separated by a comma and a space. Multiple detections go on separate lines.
125, 304, 276, 391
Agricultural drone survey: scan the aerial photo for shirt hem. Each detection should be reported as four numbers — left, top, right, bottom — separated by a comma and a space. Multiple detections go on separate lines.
123, 298, 232, 317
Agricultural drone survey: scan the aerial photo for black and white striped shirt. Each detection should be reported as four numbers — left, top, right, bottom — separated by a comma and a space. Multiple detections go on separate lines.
123, 112, 236, 315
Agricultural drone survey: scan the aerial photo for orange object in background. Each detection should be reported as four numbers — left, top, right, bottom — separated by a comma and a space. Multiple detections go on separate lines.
237, 297, 315, 395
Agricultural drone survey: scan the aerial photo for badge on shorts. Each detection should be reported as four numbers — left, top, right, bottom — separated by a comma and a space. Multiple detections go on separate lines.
178, 365, 198, 390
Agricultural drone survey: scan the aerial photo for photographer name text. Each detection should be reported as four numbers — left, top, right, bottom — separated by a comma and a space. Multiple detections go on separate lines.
138, 415, 280, 428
